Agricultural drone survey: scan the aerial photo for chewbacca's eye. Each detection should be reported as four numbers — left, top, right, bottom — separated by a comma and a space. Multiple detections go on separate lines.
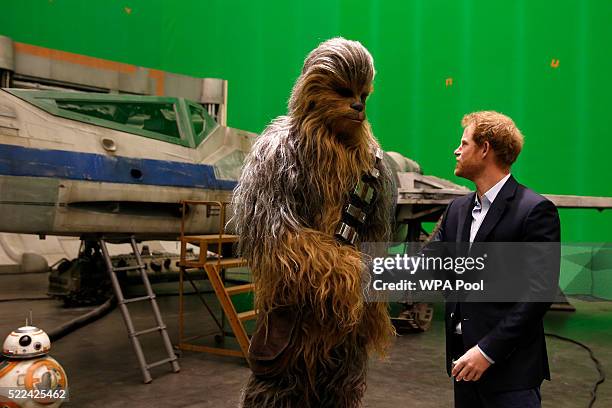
337, 87, 353, 98
361, 93, 369, 102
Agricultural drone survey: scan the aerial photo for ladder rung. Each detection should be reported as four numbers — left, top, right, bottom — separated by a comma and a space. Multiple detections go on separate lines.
113, 264, 145, 272
205, 258, 247, 269
225, 283, 255, 296
146, 356, 178, 370
132, 325, 165, 337
122, 295, 155, 304
237, 310, 257, 321
99, 236, 181, 382
181, 234, 240, 244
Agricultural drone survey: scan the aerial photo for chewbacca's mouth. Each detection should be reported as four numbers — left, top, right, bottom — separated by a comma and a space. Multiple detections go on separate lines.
347, 112, 366, 122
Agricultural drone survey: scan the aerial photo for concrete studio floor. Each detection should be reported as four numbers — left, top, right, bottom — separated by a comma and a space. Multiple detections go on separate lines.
0, 272, 610, 408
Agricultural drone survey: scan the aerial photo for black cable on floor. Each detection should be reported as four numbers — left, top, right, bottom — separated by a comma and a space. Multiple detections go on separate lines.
4, 290, 230, 343
0, 296, 52, 302
48, 296, 116, 342
545, 332, 606, 408
44, 290, 219, 342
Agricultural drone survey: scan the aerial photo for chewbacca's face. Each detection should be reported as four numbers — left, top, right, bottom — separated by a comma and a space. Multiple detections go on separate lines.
319, 82, 371, 137
289, 38, 375, 142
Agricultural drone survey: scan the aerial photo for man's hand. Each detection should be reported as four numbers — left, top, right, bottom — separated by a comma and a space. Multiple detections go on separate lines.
451, 345, 491, 382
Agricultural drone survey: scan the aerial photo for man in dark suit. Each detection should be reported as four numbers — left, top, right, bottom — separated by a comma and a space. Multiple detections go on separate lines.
436, 111, 560, 408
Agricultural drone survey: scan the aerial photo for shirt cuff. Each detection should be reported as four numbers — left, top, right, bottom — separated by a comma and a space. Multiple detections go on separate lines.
477, 345, 495, 364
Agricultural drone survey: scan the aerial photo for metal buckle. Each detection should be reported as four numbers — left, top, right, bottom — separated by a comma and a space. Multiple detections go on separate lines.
353, 180, 374, 204
345, 204, 367, 224
335, 222, 358, 245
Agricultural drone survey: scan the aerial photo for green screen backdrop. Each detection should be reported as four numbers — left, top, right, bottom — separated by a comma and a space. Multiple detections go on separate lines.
1, 0, 611, 243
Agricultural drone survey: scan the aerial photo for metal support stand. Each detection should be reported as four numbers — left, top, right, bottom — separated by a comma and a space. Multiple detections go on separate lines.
177, 201, 255, 359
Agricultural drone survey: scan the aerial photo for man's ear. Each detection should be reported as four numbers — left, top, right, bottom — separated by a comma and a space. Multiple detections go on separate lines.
481, 141, 490, 159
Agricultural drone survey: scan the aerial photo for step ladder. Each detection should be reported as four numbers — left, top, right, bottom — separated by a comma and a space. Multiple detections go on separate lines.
99, 236, 180, 383
178, 201, 256, 359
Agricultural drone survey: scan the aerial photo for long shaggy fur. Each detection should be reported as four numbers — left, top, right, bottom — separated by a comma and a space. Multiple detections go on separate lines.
233, 37, 395, 407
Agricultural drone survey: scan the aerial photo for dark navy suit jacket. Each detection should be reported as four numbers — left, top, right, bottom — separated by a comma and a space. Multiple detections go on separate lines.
435, 175, 560, 392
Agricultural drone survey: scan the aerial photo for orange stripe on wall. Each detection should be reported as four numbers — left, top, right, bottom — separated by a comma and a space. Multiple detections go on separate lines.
148, 69, 165, 96
14, 42, 137, 74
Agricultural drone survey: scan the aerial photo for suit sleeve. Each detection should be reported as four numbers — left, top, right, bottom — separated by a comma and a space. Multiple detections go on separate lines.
421, 200, 454, 281
432, 199, 453, 243
477, 200, 561, 362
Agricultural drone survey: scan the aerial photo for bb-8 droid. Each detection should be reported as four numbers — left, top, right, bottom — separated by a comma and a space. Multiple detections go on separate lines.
0, 324, 68, 408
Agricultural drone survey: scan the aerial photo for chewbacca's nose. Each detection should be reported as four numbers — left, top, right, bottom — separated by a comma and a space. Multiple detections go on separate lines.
350, 102, 364, 112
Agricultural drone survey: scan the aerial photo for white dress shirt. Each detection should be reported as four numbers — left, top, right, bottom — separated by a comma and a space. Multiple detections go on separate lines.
456, 173, 512, 364
470, 173, 512, 244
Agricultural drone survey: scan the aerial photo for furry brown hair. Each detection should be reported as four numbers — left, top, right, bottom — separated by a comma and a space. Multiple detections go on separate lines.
233, 37, 394, 407
461, 110, 524, 167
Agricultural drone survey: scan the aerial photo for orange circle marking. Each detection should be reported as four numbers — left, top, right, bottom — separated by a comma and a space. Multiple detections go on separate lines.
24, 359, 67, 405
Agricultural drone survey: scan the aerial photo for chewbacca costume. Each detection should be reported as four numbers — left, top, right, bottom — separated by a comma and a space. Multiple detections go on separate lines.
233, 38, 395, 408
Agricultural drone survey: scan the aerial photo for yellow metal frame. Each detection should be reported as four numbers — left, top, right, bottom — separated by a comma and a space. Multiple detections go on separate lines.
177, 200, 255, 359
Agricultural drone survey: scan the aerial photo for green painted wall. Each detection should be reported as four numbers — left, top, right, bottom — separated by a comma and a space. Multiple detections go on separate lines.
1, 0, 611, 242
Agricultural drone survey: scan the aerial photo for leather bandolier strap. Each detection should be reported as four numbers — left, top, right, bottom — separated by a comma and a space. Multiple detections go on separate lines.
335, 148, 384, 245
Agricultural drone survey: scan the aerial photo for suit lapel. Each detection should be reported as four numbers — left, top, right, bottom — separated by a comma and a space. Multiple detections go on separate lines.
473, 175, 518, 242
456, 192, 476, 243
